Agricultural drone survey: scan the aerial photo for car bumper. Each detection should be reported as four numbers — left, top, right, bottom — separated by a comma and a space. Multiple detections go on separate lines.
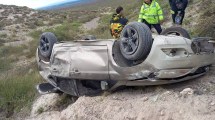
145, 36, 215, 70
113, 70, 206, 88
153, 65, 210, 79
125, 72, 205, 86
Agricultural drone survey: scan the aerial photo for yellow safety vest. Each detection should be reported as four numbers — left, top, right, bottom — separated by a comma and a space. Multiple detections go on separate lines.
138, 0, 164, 24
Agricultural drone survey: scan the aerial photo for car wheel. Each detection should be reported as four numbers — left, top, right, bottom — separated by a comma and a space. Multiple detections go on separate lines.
82, 35, 96, 40
161, 27, 191, 39
38, 32, 57, 60
120, 22, 153, 61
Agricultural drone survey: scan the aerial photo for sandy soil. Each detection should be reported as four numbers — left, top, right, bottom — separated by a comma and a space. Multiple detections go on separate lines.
27, 66, 215, 120
82, 17, 100, 31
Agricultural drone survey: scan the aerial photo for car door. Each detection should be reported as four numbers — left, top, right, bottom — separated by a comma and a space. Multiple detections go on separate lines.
70, 45, 109, 80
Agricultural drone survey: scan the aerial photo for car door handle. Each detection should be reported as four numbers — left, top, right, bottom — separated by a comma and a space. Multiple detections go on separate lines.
70, 69, 81, 74
52, 68, 58, 72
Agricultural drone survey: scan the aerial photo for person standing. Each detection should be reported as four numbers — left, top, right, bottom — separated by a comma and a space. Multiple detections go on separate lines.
110, 6, 128, 39
138, 0, 164, 34
169, 0, 188, 25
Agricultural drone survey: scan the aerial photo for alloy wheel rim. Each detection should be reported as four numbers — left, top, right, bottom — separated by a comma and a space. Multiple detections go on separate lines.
121, 27, 139, 55
40, 36, 50, 52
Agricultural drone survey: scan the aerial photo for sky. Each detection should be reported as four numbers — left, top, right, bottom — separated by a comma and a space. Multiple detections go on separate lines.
0, 0, 78, 9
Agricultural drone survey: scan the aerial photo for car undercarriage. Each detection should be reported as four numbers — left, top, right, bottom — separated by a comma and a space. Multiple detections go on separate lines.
36, 22, 215, 96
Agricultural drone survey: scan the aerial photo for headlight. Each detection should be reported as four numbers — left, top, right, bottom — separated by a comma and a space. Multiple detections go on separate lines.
191, 40, 214, 54
191, 42, 200, 54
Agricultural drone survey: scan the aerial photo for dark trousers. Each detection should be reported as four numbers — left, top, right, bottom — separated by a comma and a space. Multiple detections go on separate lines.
172, 10, 185, 25
143, 21, 162, 34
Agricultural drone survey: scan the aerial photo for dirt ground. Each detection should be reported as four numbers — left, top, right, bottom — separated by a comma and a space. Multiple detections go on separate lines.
27, 66, 215, 120
82, 17, 100, 31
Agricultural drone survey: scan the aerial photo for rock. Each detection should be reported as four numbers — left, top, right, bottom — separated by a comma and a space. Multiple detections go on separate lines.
203, 89, 207, 92
141, 97, 149, 102
209, 80, 215, 84
210, 101, 215, 106
112, 96, 118, 100
160, 110, 165, 116
28, 69, 33, 74
152, 95, 159, 102
163, 91, 172, 96
179, 110, 183, 114
180, 88, 194, 97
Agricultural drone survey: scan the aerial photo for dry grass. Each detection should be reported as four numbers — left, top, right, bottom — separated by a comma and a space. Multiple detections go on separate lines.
194, 0, 215, 38
0, 63, 42, 118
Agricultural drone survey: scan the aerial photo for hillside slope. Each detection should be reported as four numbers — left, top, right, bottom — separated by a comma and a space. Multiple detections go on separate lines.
0, 0, 215, 119
28, 0, 215, 120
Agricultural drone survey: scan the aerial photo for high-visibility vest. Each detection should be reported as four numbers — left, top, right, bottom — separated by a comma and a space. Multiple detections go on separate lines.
110, 14, 128, 39
138, 0, 164, 24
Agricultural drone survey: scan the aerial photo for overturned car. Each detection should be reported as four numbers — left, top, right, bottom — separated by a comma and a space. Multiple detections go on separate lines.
36, 22, 215, 96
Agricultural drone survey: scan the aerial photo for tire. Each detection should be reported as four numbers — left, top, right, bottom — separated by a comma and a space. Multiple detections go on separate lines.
82, 35, 96, 40
38, 32, 57, 60
119, 22, 153, 61
161, 27, 191, 39
112, 40, 143, 67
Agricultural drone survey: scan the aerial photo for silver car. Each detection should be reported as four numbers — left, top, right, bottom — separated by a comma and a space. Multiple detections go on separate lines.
36, 22, 215, 96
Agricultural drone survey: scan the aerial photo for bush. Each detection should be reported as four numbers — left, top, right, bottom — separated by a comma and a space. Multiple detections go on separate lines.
0, 58, 11, 72
44, 22, 82, 41
0, 45, 28, 72
0, 68, 42, 116
34, 20, 44, 26
0, 33, 7, 38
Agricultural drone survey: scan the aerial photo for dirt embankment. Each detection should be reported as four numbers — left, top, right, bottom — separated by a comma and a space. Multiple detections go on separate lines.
27, 67, 215, 120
